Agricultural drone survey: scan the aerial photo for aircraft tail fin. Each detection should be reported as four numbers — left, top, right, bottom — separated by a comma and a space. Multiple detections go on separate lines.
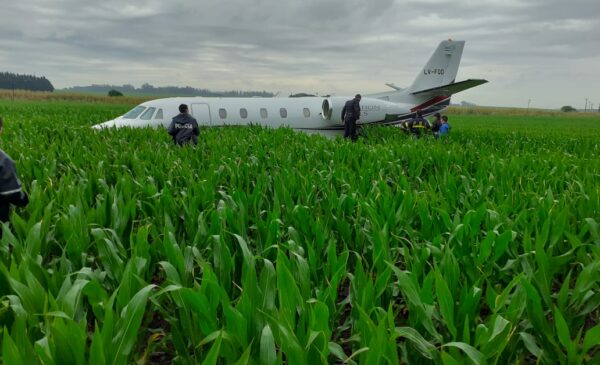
364, 40, 487, 106
407, 40, 465, 94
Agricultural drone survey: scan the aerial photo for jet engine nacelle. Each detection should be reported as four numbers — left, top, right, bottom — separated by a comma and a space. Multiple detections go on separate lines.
321, 96, 409, 125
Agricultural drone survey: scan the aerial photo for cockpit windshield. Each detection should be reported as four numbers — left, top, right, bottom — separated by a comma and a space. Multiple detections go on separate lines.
122, 106, 147, 119
140, 107, 156, 120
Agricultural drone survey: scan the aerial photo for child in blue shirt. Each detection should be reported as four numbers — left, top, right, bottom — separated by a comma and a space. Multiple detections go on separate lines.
439, 115, 451, 136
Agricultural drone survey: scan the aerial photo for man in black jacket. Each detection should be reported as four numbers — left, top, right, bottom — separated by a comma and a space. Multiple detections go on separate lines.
167, 104, 199, 146
0, 116, 28, 224
431, 112, 442, 138
408, 110, 431, 138
341, 94, 361, 141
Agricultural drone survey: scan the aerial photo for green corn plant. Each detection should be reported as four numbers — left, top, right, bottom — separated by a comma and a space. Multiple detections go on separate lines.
0, 100, 599, 363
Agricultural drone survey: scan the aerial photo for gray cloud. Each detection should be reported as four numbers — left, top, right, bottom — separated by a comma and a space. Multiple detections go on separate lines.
0, 0, 598, 108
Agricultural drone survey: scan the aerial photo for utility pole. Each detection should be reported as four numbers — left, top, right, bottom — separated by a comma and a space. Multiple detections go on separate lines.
527, 99, 531, 113
585, 98, 588, 111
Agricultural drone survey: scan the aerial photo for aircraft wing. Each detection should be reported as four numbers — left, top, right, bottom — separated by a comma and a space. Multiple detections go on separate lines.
410, 79, 488, 96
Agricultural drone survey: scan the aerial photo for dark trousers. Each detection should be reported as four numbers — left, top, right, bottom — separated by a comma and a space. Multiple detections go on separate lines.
0, 204, 11, 224
344, 118, 357, 141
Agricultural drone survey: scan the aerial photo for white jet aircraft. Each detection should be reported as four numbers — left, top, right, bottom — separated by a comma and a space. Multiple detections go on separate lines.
93, 40, 487, 133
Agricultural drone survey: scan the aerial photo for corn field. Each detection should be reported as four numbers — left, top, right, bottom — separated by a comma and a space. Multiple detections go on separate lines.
0, 100, 599, 364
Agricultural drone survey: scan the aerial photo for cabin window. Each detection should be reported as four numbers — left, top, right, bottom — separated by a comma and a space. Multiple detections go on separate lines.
155, 109, 163, 119
260, 108, 268, 119
219, 108, 227, 119
240, 108, 248, 119
140, 107, 156, 120
279, 108, 287, 118
303, 108, 310, 118
123, 106, 146, 119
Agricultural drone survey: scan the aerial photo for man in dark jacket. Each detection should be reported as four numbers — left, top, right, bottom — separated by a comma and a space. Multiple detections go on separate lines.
431, 112, 442, 138
0, 116, 28, 224
408, 110, 431, 138
341, 94, 361, 141
167, 104, 199, 146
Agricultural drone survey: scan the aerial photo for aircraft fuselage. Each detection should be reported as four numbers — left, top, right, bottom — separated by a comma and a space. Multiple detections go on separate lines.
93, 40, 486, 133
93, 95, 448, 132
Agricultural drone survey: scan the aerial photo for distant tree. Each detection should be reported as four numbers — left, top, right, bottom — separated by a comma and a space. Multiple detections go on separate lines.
108, 89, 124, 97
289, 93, 316, 97
0, 72, 54, 92
60, 83, 274, 98
561, 105, 577, 112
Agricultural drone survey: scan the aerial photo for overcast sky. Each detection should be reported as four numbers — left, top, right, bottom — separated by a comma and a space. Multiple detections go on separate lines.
1, 0, 599, 109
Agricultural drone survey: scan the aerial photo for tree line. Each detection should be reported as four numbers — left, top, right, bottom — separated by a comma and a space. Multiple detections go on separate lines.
62, 83, 274, 97
0, 72, 54, 92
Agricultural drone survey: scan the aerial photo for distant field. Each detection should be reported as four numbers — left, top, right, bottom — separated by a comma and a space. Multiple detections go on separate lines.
0, 99, 598, 364
0, 89, 151, 104
2, 89, 600, 118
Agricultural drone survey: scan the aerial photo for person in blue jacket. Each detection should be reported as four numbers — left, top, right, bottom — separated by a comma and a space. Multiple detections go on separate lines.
0, 116, 29, 224
439, 115, 451, 136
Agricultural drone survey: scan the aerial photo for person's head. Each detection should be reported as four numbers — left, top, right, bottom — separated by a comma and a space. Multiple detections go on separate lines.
434, 112, 441, 119
179, 104, 189, 114
416, 110, 423, 117
355, 94, 361, 101
442, 115, 448, 123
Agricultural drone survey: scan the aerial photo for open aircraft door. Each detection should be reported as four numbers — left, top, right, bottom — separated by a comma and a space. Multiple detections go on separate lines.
191, 103, 212, 126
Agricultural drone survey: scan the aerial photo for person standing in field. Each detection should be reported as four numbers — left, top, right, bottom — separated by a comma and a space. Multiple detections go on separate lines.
439, 115, 451, 136
431, 112, 442, 138
341, 94, 361, 142
168, 104, 199, 146
0, 116, 29, 225
408, 110, 431, 138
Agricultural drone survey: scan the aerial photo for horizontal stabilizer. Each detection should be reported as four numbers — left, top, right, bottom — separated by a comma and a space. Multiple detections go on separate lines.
411, 79, 488, 96
385, 83, 402, 91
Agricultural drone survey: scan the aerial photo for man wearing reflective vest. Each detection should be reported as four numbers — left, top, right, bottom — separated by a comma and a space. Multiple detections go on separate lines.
408, 110, 431, 138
